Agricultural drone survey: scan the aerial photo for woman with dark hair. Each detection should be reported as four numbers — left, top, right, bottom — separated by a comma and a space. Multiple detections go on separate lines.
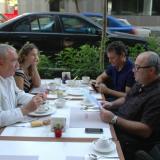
15, 43, 41, 92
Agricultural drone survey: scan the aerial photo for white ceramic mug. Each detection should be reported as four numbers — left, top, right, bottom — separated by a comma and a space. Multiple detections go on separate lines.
35, 104, 49, 113
82, 76, 90, 84
95, 137, 112, 150
54, 98, 66, 108
66, 80, 76, 86
54, 78, 62, 86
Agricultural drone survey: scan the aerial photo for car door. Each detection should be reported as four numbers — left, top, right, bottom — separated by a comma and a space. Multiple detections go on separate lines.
0, 14, 62, 55
28, 15, 62, 54
58, 15, 102, 49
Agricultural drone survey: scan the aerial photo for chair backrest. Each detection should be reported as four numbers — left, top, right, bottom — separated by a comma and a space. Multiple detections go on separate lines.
135, 150, 154, 160
135, 144, 160, 160
150, 144, 160, 160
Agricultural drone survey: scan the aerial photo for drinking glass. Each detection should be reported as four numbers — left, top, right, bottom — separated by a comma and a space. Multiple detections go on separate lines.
54, 78, 62, 86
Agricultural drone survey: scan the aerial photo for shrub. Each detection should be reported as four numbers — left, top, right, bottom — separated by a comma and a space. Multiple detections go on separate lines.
147, 36, 160, 54
38, 36, 160, 79
54, 45, 103, 79
38, 54, 55, 78
128, 43, 146, 60
128, 36, 160, 60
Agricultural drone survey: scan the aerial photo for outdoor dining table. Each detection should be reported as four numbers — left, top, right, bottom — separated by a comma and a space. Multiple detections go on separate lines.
0, 79, 125, 160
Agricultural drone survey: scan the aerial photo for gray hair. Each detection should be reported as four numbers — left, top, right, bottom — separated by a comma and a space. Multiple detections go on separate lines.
0, 44, 16, 59
145, 51, 160, 74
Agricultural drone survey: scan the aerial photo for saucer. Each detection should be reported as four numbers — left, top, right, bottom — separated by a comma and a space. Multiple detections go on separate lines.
92, 140, 116, 153
29, 108, 56, 117
34, 105, 49, 114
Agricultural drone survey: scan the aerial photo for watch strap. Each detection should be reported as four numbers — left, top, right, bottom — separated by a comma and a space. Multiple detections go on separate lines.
110, 115, 118, 124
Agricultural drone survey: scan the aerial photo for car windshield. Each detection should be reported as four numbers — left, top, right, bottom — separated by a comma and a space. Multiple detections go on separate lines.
89, 16, 103, 25
118, 19, 131, 26
88, 16, 132, 27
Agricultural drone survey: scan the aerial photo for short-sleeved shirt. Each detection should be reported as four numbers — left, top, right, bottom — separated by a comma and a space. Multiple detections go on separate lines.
105, 59, 135, 92
117, 78, 160, 140
15, 69, 32, 93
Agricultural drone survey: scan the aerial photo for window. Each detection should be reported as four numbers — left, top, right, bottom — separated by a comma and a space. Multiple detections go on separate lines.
61, 16, 97, 34
30, 16, 56, 32
14, 15, 56, 32
39, 16, 56, 32
31, 19, 39, 32
14, 20, 30, 32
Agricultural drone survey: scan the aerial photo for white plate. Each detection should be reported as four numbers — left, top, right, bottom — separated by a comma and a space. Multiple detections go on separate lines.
92, 141, 116, 153
66, 89, 83, 96
28, 108, 56, 117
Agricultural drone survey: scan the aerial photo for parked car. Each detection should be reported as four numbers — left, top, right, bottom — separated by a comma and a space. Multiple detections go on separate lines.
0, 13, 8, 23
118, 18, 151, 37
0, 12, 146, 55
82, 12, 151, 37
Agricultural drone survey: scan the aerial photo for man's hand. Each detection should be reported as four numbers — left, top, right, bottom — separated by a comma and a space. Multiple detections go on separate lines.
97, 83, 111, 95
101, 101, 113, 109
21, 94, 45, 115
100, 107, 115, 123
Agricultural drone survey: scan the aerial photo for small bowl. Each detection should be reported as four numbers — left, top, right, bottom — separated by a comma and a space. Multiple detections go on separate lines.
66, 80, 76, 87
54, 98, 66, 108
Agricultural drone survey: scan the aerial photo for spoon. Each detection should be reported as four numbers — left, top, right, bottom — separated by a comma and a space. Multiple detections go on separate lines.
73, 76, 78, 80
89, 153, 119, 159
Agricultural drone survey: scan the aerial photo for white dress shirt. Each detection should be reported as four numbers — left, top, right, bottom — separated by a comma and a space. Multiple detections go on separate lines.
0, 76, 33, 127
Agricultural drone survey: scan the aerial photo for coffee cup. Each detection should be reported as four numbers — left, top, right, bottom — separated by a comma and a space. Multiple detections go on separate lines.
54, 78, 62, 86
82, 76, 90, 84
54, 98, 66, 108
35, 104, 49, 113
95, 137, 112, 150
66, 80, 76, 87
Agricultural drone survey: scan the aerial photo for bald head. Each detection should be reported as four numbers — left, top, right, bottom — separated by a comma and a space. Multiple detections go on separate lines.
0, 44, 18, 78
0, 44, 16, 59
137, 51, 160, 74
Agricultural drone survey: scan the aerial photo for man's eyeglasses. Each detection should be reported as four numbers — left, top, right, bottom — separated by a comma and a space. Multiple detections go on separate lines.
134, 64, 153, 71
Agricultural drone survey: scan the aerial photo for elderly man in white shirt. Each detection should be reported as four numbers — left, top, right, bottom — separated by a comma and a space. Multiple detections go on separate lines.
0, 44, 45, 127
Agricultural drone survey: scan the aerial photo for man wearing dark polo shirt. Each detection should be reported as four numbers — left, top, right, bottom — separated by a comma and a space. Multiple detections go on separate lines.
94, 41, 135, 100
100, 51, 160, 160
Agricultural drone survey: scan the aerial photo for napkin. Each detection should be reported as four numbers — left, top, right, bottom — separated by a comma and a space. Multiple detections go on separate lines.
83, 89, 101, 108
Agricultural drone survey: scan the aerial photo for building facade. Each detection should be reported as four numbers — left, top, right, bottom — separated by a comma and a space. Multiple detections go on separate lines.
63, 0, 160, 26
0, 0, 160, 26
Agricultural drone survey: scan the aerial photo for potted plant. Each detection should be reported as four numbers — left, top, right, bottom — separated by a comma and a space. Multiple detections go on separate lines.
54, 123, 63, 138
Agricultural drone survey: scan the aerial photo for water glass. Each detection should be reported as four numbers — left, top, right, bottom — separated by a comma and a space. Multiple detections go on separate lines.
54, 78, 62, 86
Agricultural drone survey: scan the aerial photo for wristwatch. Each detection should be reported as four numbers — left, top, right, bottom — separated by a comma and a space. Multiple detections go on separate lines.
110, 115, 118, 124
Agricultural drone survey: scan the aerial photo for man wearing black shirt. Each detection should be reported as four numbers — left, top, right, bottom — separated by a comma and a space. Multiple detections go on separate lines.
100, 51, 160, 160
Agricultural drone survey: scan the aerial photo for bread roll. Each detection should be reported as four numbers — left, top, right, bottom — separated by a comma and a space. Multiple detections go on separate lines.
31, 120, 43, 127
